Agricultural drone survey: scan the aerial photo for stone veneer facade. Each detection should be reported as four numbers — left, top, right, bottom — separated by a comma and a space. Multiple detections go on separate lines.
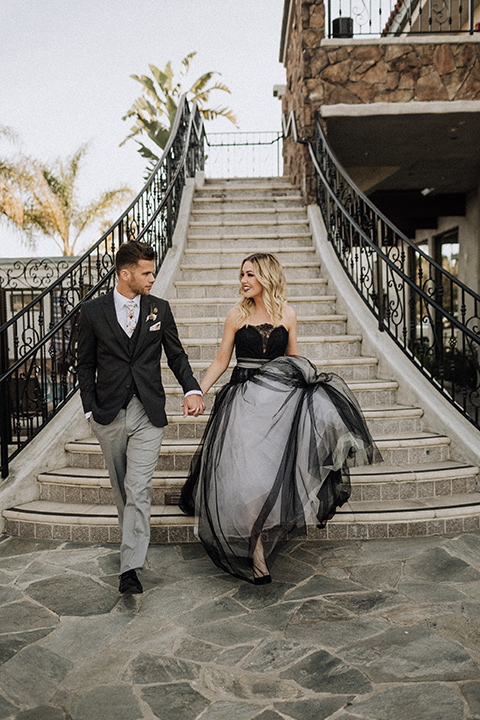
281, 0, 480, 201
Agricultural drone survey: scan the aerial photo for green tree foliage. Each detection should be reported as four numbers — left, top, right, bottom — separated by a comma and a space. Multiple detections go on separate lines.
121, 52, 238, 164
1, 132, 132, 256
0, 126, 28, 229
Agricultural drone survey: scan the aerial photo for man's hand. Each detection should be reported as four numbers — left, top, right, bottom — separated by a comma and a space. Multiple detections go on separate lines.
182, 394, 206, 418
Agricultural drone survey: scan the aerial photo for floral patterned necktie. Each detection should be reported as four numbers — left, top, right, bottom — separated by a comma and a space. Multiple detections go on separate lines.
125, 300, 137, 337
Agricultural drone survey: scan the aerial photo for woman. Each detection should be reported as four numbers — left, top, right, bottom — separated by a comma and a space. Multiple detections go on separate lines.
180, 252, 378, 584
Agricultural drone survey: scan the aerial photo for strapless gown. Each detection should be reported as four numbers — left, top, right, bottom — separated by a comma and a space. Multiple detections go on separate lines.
180, 323, 379, 583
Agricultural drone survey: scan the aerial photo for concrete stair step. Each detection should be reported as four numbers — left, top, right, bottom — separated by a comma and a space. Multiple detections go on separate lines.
196, 190, 302, 201
339, 493, 480, 517
169, 296, 338, 318
3, 503, 195, 544
38, 468, 189, 506
193, 198, 304, 211
191, 209, 307, 222
174, 315, 348, 339
161, 356, 379, 385
349, 460, 479, 500
188, 227, 311, 239
64, 429, 451, 469
159, 377, 398, 412
196, 185, 301, 199
154, 433, 452, 467
179, 263, 321, 281
374, 433, 451, 464
36, 460, 479, 509
174, 277, 329, 298
62, 403, 417, 449
316, 493, 480, 540
361, 405, 423, 434
189, 218, 308, 228
183, 247, 316, 263
179, 335, 362, 361
6, 491, 480, 544
160, 404, 421, 438
186, 237, 311, 250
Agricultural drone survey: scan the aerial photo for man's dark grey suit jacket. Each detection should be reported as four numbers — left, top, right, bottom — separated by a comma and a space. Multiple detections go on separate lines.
77, 290, 200, 427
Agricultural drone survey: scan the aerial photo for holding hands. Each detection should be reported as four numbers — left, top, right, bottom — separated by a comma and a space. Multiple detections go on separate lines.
182, 394, 206, 418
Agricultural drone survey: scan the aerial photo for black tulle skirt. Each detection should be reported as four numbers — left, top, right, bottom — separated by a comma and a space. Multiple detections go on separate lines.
180, 355, 380, 583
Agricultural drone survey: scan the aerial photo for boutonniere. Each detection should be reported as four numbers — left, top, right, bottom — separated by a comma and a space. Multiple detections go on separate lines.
146, 305, 158, 322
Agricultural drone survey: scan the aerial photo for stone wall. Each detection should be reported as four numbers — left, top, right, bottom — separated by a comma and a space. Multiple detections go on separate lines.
313, 41, 480, 106
282, 0, 326, 201
281, 0, 480, 201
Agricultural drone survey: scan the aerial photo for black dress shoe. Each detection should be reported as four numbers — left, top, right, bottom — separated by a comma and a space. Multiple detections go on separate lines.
119, 569, 143, 594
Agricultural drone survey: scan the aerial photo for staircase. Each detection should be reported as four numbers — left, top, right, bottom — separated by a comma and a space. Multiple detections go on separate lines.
4, 177, 480, 543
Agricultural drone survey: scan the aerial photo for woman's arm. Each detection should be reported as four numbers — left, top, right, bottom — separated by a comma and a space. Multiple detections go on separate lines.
284, 304, 299, 356
200, 308, 239, 394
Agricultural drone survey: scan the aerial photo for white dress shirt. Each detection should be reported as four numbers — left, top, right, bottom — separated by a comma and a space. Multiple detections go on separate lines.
114, 287, 141, 333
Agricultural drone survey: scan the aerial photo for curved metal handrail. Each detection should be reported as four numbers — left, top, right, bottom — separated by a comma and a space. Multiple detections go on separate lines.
282, 110, 480, 430
0, 95, 206, 478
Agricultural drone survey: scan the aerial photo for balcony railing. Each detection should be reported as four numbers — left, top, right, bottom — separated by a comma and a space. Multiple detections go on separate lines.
0, 95, 206, 479
326, 0, 478, 37
205, 131, 283, 178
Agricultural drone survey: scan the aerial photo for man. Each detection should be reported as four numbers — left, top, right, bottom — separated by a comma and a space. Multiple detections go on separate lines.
77, 240, 204, 594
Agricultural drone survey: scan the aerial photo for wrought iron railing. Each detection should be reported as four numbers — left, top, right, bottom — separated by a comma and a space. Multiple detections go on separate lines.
0, 95, 206, 478
283, 110, 480, 430
326, 0, 478, 37
0, 258, 77, 329
205, 131, 283, 178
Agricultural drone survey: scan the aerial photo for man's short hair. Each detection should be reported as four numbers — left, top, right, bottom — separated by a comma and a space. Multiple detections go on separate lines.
115, 241, 156, 274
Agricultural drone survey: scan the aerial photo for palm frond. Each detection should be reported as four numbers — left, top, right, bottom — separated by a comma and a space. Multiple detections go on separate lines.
209, 81, 232, 94
131, 74, 157, 97
149, 64, 169, 90
136, 143, 161, 161
73, 186, 133, 240
181, 52, 197, 76
188, 72, 218, 95
199, 106, 239, 127
0, 182, 25, 226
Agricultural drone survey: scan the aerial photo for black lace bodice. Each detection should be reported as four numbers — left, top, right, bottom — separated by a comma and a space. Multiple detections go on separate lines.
235, 323, 289, 360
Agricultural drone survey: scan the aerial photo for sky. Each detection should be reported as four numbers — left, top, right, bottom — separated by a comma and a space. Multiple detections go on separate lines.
0, 0, 286, 258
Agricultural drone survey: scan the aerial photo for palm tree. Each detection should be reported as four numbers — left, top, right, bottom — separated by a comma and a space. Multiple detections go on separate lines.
121, 52, 238, 164
1, 138, 132, 256
0, 126, 28, 230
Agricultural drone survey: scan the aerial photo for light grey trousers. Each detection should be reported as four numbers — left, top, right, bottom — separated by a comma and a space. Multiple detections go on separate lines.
92, 396, 164, 574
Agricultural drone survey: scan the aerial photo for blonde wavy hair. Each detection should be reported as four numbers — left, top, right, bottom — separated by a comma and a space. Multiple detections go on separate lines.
236, 253, 287, 326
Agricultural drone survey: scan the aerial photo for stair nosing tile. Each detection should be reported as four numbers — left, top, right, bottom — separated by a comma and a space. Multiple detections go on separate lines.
173, 315, 347, 325
169, 295, 337, 303
183, 246, 313, 253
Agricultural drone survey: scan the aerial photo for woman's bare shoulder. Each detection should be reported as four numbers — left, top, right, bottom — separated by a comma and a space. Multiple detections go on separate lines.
225, 305, 243, 329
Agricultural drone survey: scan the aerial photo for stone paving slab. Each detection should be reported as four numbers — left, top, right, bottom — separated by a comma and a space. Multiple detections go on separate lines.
0, 532, 480, 719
